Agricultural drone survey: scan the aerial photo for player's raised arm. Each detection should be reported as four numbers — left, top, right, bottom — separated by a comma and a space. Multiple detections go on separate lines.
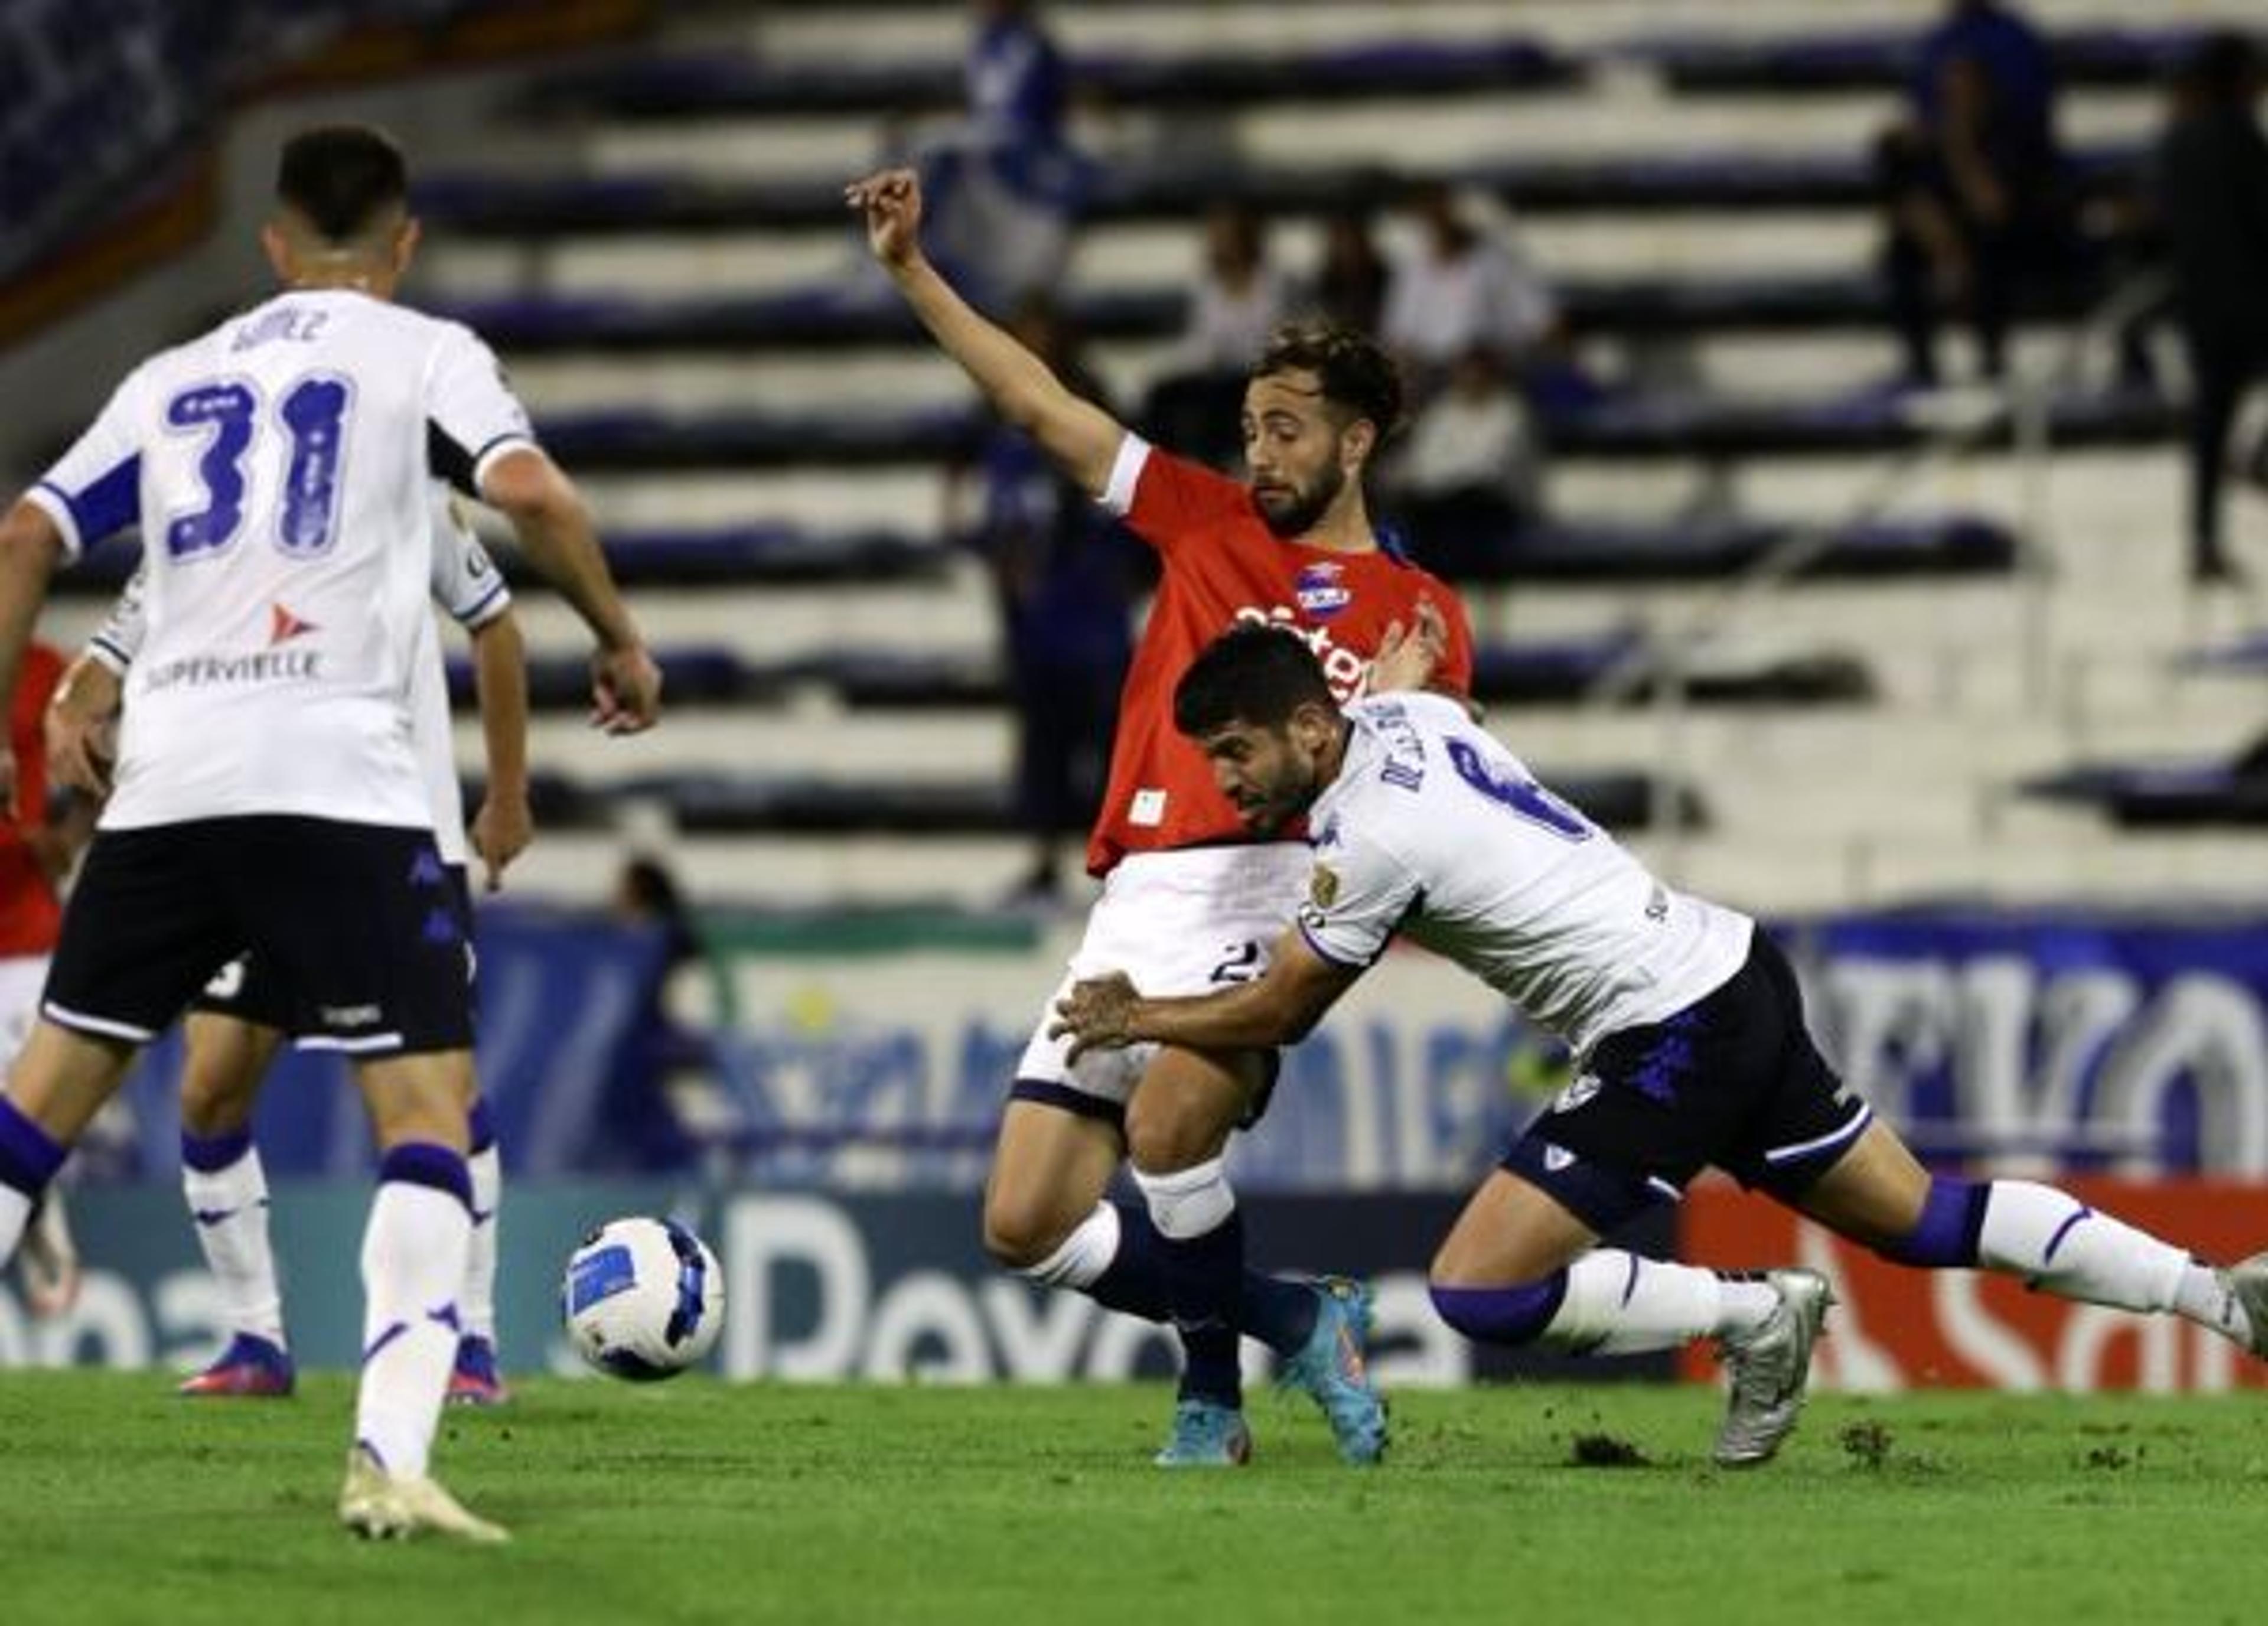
477, 447, 661, 735
847, 167, 1123, 498
1050, 927, 1362, 1062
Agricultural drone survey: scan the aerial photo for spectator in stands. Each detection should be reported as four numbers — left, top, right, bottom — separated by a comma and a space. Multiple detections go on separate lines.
1145, 203, 1289, 471
964, 295, 1143, 900
1380, 181, 1560, 403
2155, 32, 2268, 584
1396, 346, 1542, 584
913, 1, 1092, 311
1878, 0, 2073, 387
1306, 206, 1390, 336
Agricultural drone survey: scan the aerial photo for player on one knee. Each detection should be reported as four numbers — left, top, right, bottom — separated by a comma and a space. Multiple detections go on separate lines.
1052, 625, 2268, 1467
48, 493, 526, 1403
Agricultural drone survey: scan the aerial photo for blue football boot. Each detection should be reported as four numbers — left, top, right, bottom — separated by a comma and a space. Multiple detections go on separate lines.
1153, 1397, 1253, 1468
1276, 1275, 1387, 1465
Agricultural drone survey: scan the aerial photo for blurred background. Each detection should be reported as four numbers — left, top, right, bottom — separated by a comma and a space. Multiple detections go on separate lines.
5, 0, 2268, 1392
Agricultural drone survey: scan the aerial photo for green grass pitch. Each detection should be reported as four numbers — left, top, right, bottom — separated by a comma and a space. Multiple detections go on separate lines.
4, 1373, 2263, 1625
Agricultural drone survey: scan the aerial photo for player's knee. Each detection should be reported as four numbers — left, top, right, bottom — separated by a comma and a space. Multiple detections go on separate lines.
980, 1191, 1070, 1272
178, 1071, 254, 1138
1123, 1103, 1226, 1177
1427, 1275, 1566, 1347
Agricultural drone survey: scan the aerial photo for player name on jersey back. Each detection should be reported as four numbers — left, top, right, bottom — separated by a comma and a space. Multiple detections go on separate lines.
28, 289, 533, 830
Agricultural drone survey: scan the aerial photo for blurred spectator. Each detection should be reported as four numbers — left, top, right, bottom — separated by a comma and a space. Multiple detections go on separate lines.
1307, 207, 1390, 335
1178, 203, 1291, 374
961, 296, 1143, 900
1878, 0, 2074, 386
2156, 32, 2268, 584
601, 853, 705, 1170
907, 1, 1093, 312
1380, 181, 1560, 402
1145, 203, 1289, 470
1396, 347, 1543, 582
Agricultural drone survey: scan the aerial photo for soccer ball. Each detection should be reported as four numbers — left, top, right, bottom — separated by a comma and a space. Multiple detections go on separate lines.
561, 1216, 725, 1381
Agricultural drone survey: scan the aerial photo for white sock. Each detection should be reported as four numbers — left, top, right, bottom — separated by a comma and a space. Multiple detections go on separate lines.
1544, 1250, 1778, 1355
354, 1179, 472, 1478
184, 1146, 285, 1347
463, 1143, 501, 1344
0, 1185, 27, 1262
1977, 1180, 2189, 1315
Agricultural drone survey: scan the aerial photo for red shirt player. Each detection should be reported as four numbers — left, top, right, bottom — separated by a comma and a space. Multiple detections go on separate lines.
853, 167, 1473, 1467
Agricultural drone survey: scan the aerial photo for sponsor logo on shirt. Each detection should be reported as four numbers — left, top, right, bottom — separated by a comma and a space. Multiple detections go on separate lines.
1293, 562, 1353, 619
142, 649, 321, 692
1129, 788, 1167, 826
269, 602, 318, 645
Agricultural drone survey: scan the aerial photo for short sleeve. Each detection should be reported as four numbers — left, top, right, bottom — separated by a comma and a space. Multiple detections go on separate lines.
1296, 817, 1420, 969
1101, 436, 1250, 558
87, 565, 149, 673
26, 372, 146, 562
425, 324, 536, 497
426, 491, 511, 628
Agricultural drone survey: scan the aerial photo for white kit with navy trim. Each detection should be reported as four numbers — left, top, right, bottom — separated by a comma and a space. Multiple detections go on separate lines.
28, 288, 533, 833
1297, 692, 1752, 1054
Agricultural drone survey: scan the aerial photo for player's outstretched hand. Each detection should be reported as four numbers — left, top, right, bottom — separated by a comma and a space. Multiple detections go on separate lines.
1369, 596, 1451, 695
591, 643, 663, 735
1049, 971, 1144, 1064
845, 168, 924, 269
471, 791, 533, 892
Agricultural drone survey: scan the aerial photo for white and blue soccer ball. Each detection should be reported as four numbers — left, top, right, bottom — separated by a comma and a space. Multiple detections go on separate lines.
562, 1216, 725, 1381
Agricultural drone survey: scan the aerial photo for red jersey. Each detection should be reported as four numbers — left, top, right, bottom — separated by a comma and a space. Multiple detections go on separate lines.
1086, 440, 1475, 876
0, 642, 64, 957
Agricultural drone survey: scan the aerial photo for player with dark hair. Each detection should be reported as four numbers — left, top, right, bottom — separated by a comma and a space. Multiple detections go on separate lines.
1052, 625, 2268, 1466
0, 122, 659, 1540
849, 166, 1475, 1468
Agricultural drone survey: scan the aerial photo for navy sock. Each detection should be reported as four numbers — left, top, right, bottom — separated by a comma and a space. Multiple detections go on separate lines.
1089, 1201, 1320, 1354
1160, 1207, 1246, 1406
0, 1097, 66, 1197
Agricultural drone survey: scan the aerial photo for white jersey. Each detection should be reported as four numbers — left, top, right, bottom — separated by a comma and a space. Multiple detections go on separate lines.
26, 288, 534, 832
89, 489, 511, 865
1298, 692, 1752, 1054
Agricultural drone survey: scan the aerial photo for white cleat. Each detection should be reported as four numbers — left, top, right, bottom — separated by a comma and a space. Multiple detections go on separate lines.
17, 1188, 81, 1318
1712, 1268, 1833, 1469
338, 1445, 509, 1544
2217, 1251, 2268, 1358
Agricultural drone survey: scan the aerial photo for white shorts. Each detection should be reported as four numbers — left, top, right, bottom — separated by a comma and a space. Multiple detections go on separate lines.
0, 953, 46, 1065
1013, 843, 1314, 1116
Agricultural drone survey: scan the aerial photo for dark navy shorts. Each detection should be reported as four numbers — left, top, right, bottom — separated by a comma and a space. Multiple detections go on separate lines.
45, 817, 472, 1055
1501, 931, 1872, 1234
192, 863, 474, 1038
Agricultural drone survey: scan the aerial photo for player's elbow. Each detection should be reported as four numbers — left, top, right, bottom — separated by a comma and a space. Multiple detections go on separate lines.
0, 501, 65, 582
478, 447, 585, 530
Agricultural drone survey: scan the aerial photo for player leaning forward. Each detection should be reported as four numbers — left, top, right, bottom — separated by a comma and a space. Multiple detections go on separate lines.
1053, 626, 2268, 1466
849, 167, 1476, 1467
0, 125, 660, 1539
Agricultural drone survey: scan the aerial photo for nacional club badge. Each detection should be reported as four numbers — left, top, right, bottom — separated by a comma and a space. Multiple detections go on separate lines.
1293, 561, 1352, 618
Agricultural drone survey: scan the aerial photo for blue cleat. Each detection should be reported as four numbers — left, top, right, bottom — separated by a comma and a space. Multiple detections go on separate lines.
178, 1332, 295, 1399
447, 1334, 510, 1407
1153, 1398, 1253, 1468
1277, 1275, 1388, 1465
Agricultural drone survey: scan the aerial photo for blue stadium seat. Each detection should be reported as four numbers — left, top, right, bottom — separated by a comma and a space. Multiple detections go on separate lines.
1628, 26, 2253, 93
513, 37, 1573, 120
465, 767, 1702, 835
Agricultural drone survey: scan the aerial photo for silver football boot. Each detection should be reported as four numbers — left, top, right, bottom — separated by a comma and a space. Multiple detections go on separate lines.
1711, 1267, 1834, 1468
